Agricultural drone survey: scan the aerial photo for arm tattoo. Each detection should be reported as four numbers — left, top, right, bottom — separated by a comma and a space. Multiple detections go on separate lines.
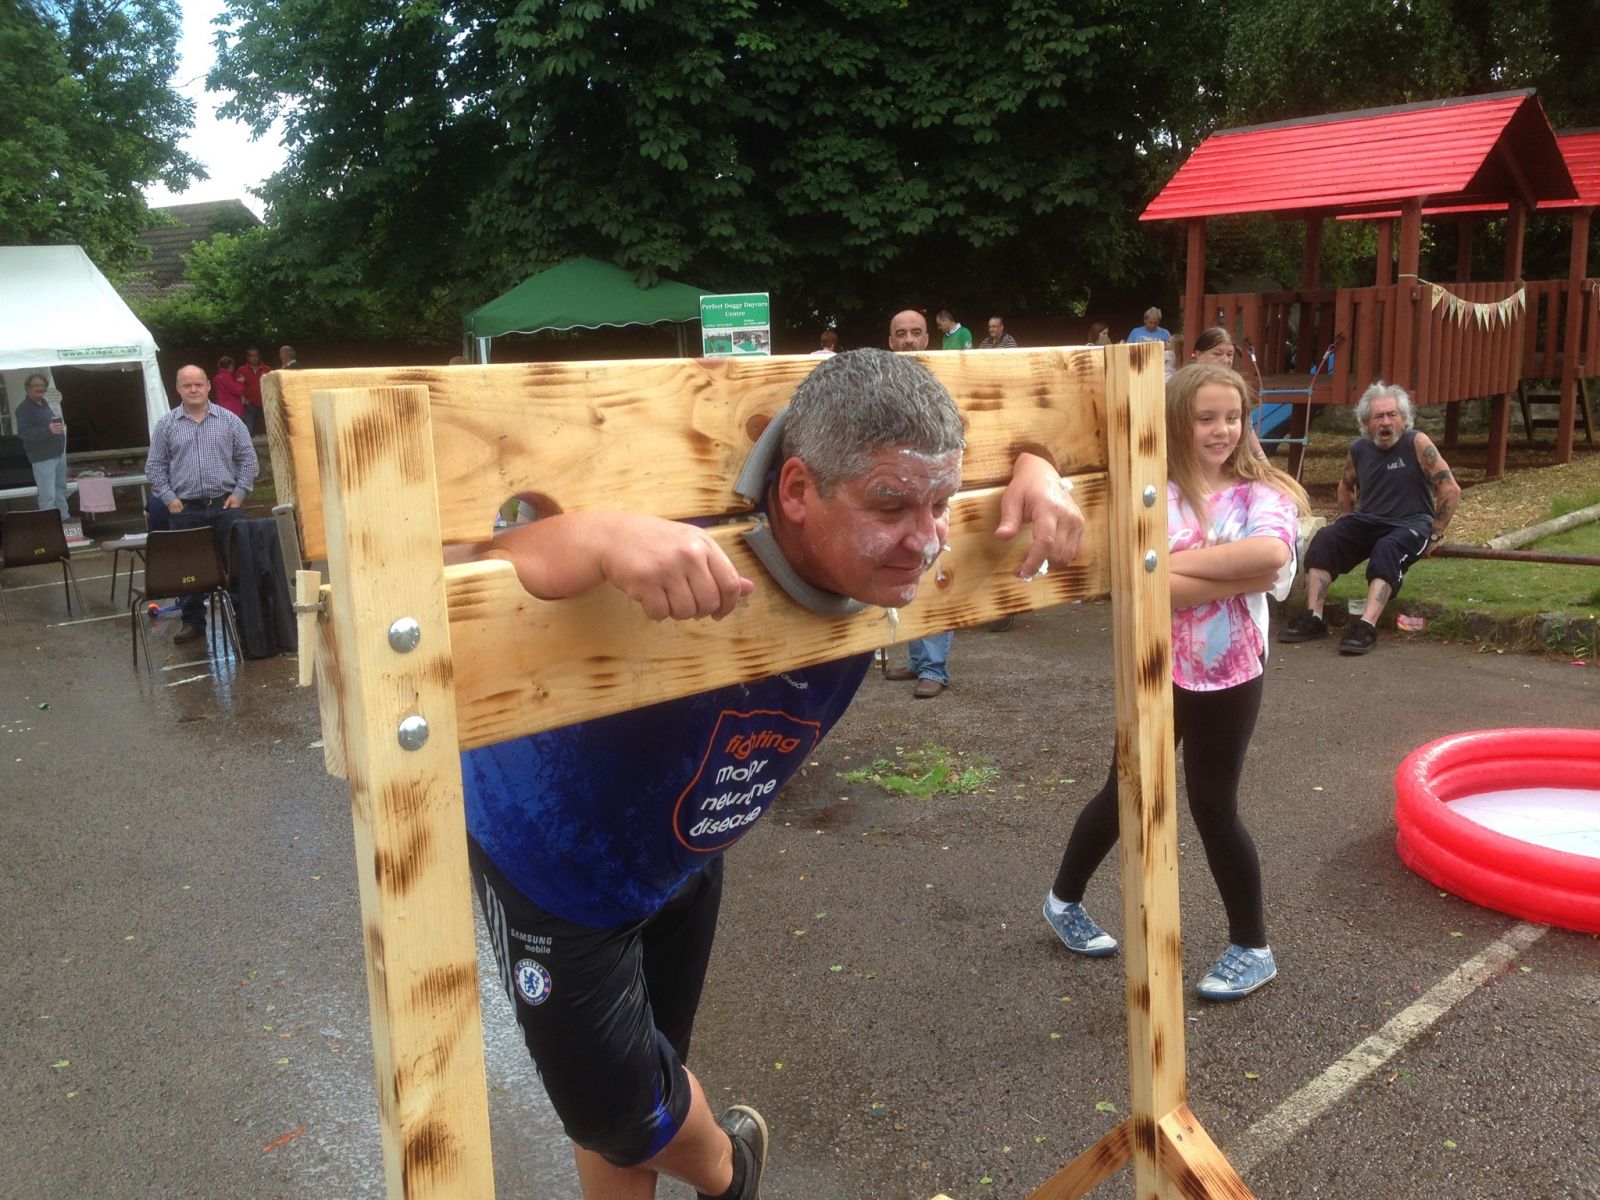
1429, 467, 1454, 485
1421, 442, 1439, 469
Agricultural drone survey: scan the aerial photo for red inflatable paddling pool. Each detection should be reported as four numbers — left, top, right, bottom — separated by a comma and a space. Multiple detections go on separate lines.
1394, 727, 1600, 934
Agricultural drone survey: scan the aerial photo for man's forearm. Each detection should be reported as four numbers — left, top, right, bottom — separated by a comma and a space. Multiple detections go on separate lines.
1430, 477, 1460, 536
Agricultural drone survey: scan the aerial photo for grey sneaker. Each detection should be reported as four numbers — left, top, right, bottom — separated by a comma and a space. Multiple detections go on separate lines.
1278, 610, 1328, 643
706, 1104, 767, 1200
1338, 618, 1378, 655
1042, 896, 1118, 957
1195, 944, 1277, 1001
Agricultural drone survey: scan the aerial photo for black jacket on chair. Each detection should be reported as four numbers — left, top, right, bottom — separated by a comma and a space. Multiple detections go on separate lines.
230, 518, 297, 659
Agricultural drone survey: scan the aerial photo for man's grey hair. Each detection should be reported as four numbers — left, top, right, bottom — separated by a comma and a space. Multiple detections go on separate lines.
1355, 380, 1414, 432
1144, 307, 1162, 320
782, 348, 965, 494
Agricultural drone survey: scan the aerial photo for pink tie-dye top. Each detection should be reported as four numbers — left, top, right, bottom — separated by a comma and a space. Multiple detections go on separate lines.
1169, 478, 1300, 692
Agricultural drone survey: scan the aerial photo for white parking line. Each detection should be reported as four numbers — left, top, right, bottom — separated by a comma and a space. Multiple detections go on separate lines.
1231, 921, 1549, 1174
46, 612, 128, 627
5, 569, 118, 591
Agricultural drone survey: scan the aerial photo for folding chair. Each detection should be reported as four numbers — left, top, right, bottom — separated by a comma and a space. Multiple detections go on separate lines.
129, 526, 241, 673
0, 508, 84, 622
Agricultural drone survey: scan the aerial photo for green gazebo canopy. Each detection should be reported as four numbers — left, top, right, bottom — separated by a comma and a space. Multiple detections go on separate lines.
465, 257, 707, 339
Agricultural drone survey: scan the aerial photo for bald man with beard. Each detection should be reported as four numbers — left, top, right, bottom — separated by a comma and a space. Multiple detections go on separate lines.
881, 309, 961, 695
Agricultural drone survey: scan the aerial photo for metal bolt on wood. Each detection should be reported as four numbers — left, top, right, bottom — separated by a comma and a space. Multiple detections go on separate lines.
1144, 550, 1158, 572
1143, 485, 1157, 507
388, 617, 422, 653
397, 714, 430, 751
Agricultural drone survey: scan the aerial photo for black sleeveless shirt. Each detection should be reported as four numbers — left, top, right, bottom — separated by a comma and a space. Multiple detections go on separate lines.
1350, 429, 1433, 532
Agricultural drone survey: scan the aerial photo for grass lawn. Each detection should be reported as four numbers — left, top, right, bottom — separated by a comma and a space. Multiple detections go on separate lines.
1297, 421, 1600, 629
1324, 521, 1600, 621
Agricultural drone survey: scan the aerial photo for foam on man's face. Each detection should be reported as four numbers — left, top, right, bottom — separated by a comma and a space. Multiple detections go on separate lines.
799, 448, 962, 607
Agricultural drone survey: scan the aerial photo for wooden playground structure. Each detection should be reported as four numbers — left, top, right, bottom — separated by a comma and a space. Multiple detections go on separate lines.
1143, 91, 1598, 480
265, 343, 1258, 1198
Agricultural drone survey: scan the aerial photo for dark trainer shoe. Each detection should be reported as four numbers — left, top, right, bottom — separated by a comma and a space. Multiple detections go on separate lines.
173, 625, 206, 645
1338, 618, 1378, 656
700, 1105, 768, 1200
1278, 611, 1328, 643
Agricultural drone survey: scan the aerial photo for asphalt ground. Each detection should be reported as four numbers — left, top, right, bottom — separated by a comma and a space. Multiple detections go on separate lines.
1, 551, 1596, 1200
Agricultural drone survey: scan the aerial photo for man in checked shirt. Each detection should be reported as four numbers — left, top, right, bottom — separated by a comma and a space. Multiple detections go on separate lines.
145, 364, 259, 645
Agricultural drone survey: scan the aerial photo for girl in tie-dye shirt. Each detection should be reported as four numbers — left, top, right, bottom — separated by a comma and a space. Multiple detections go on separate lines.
1047, 364, 1309, 1002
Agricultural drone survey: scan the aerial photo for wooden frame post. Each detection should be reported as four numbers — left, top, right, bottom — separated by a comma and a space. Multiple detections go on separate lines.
285, 351, 1255, 1200
1184, 220, 1208, 358
1392, 199, 1424, 394
1029, 343, 1252, 1200
1375, 220, 1394, 287
1504, 200, 1527, 282
1444, 218, 1476, 447
314, 384, 496, 1199
1557, 206, 1593, 463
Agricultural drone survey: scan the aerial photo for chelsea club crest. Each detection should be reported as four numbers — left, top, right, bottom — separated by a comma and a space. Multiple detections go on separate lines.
513, 958, 553, 1006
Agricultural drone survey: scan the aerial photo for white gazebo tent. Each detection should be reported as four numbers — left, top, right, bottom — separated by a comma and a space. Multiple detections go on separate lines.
0, 245, 168, 437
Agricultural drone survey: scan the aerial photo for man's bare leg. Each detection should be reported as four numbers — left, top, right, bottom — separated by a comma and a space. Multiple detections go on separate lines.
1305, 567, 1333, 619
1360, 578, 1392, 626
572, 1070, 735, 1200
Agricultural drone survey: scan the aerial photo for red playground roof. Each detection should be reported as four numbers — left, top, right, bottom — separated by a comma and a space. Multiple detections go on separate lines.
1141, 91, 1578, 222
1547, 130, 1600, 209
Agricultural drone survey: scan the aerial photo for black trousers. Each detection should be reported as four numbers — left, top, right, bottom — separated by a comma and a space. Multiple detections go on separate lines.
1051, 672, 1267, 948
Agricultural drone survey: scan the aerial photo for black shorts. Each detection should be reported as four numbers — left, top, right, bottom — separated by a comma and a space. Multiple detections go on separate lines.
468, 839, 724, 1167
1304, 512, 1431, 593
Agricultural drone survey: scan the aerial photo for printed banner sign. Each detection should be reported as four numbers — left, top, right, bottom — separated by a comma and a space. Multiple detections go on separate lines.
700, 293, 771, 357
57, 345, 141, 360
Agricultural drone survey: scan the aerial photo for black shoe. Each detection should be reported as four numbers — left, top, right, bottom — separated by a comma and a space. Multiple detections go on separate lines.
1338, 618, 1378, 655
698, 1105, 768, 1200
173, 625, 206, 645
1278, 611, 1328, 643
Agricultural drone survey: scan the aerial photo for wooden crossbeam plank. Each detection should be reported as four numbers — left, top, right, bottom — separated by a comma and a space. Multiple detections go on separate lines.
1157, 1105, 1254, 1200
314, 384, 495, 1199
1102, 343, 1187, 1199
268, 350, 1110, 561
444, 474, 1110, 747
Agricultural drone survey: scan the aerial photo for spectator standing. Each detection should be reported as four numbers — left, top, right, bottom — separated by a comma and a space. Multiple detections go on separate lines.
882, 309, 955, 697
235, 346, 272, 435
935, 310, 973, 351
809, 330, 839, 357
1127, 307, 1171, 344
145, 364, 259, 645
1087, 322, 1111, 346
979, 316, 1018, 349
977, 315, 1021, 628
213, 357, 246, 419
278, 345, 300, 370
15, 373, 69, 519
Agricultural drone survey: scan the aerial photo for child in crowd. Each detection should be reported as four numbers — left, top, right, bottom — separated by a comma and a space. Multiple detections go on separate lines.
1043, 362, 1308, 1000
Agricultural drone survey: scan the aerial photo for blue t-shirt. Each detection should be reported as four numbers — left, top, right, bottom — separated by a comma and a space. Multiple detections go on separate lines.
1126, 325, 1171, 344
464, 654, 872, 927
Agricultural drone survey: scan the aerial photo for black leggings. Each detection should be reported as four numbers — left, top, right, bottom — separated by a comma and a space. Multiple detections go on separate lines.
1051, 673, 1267, 948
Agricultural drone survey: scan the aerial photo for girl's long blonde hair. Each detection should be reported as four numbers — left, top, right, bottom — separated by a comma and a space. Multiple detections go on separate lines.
1166, 363, 1309, 527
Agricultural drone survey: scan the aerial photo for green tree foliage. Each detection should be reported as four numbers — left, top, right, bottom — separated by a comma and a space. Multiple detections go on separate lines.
202, 0, 1600, 341
1220, 0, 1600, 128
0, 0, 201, 271
210, 0, 1199, 332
